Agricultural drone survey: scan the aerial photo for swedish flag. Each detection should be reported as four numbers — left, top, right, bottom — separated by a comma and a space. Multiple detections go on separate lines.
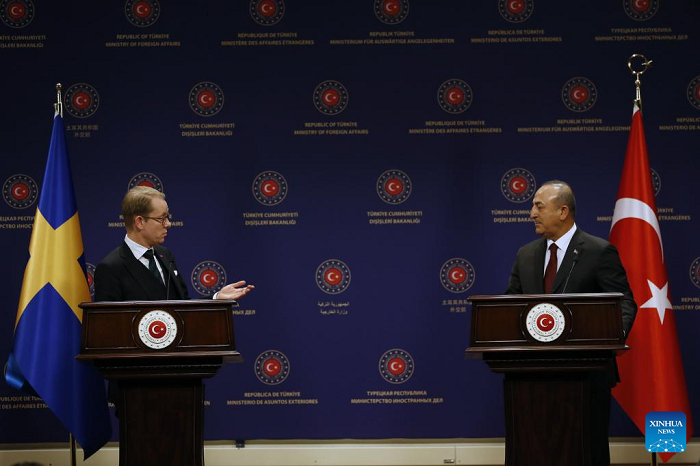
5, 112, 111, 458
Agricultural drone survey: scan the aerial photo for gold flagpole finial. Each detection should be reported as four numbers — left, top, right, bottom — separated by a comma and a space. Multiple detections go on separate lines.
627, 54, 652, 111
54, 83, 63, 118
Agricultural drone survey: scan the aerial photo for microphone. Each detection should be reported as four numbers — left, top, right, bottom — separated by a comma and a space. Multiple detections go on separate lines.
562, 248, 580, 294
159, 253, 174, 300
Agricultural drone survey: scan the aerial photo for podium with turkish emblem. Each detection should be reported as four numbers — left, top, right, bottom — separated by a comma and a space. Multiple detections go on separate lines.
78, 299, 241, 466
465, 293, 627, 466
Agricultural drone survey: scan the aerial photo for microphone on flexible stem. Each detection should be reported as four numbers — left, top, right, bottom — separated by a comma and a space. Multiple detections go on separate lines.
159, 253, 174, 300
562, 248, 580, 294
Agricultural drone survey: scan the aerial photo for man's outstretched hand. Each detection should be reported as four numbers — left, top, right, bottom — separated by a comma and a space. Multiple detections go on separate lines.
216, 281, 255, 301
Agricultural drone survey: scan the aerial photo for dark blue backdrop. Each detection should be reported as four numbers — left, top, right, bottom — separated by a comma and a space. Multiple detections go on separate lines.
1, 0, 698, 444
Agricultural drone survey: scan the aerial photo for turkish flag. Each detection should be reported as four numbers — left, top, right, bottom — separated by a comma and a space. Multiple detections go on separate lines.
610, 104, 694, 462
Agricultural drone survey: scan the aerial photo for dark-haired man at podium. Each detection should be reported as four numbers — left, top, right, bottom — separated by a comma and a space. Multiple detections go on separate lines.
95, 186, 254, 302
505, 180, 636, 466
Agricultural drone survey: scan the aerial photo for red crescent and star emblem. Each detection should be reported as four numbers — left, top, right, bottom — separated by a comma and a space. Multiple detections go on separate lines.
379, 349, 414, 384
440, 258, 476, 293
0, 0, 34, 28
3, 174, 38, 209
498, 0, 533, 23
254, 350, 291, 385
316, 260, 351, 294
384, 178, 404, 196
313, 81, 349, 115
253, 171, 288, 205
189, 82, 225, 117
324, 268, 343, 286
374, 0, 408, 24
138, 310, 177, 349
561, 77, 597, 112
250, 0, 285, 25
149, 320, 166, 339
526, 303, 566, 342
387, 357, 406, 375
377, 170, 412, 204
191, 261, 227, 296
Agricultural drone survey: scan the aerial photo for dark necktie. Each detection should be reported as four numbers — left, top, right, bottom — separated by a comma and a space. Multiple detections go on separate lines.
544, 243, 558, 293
143, 249, 164, 286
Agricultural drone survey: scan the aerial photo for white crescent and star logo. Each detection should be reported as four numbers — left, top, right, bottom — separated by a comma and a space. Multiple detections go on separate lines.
191, 261, 227, 296
198, 90, 215, 107
9, 4, 25, 18
254, 350, 290, 385
316, 259, 351, 294
525, 303, 566, 342
250, 0, 285, 25
3, 174, 38, 209
437, 79, 473, 114
561, 77, 597, 112
508, 0, 524, 14
64, 83, 100, 118
623, 0, 658, 20
313, 81, 349, 115
571, 86, 589, 104
189, 82, 224, 117
440, 258, 475, 293
73, 92, 91, 109
134, 1, 151, 18
498, 0, 533, 23
0, 0, 34, 28
377, 169, 412, 204
379, 349, 414, 384
374, 0, 409, 24
125, 0, 160, 27
501, 168, 536, 203
253, 171, 288, 205
138, 310, 178, 349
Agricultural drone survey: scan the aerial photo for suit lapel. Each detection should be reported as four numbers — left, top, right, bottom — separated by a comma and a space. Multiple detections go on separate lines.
119, 242, 165, 300
551, 229, 584, 293
532, 239, 546, 294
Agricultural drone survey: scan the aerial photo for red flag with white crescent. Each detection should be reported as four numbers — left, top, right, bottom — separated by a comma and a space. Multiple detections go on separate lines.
610, 104, 694, 462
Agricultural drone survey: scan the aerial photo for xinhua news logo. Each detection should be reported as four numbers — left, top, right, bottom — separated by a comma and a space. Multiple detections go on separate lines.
645, 412, 686, 453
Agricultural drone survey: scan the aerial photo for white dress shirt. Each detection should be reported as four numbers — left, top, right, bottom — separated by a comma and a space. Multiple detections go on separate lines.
124, 234, 165, 283
543, 223, 577, 276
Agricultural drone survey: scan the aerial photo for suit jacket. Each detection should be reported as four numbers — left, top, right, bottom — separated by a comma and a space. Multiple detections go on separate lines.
505, 228, 637, 335
94, 242, 190, 301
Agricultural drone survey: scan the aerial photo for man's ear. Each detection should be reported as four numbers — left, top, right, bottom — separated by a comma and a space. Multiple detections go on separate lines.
559, 205, 570, 221
133, 216, 144, 231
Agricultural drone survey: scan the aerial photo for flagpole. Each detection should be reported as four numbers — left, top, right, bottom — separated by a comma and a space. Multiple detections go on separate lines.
627, 53, 658, 466
54, 83, 63, 117
627, 54, 652, 111
70, 433, 77, 466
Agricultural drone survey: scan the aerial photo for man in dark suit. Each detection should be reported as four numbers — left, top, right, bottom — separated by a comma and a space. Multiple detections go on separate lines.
505, 180, 636, 466
95, 186, 254, 302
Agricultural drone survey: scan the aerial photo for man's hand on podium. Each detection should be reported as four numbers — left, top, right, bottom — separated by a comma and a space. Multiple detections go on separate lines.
216, 281, 255, 301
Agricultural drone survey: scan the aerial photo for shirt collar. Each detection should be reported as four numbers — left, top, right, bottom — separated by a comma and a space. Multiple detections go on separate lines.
124, 234, 151, 260
546, 223, 577, 254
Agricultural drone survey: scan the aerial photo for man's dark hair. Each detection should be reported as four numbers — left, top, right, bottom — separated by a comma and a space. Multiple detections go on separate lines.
541, 180, 576, 219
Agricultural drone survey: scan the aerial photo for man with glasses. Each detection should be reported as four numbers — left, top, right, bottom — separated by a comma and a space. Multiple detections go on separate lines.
94, 186, 254, 302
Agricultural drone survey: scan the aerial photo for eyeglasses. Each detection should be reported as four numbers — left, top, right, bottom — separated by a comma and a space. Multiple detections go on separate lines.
142, 213, 172, 225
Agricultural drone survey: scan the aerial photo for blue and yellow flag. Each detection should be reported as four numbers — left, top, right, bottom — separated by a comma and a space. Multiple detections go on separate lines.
5, 112, 111, 458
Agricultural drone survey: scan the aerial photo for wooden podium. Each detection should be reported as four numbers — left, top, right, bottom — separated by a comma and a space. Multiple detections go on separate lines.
465, 293, 627, 466
78, 299, 242, 466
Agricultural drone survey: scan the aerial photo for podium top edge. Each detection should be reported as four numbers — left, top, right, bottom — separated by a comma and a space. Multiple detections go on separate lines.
467, 292, 624, 302
79, 299, 238, 309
